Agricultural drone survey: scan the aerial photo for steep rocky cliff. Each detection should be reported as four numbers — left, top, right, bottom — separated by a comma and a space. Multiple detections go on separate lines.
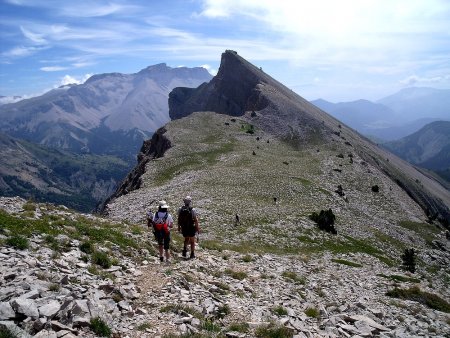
170, 50, 268, 119
169, 50, 333, 143
99, 128, 171, 213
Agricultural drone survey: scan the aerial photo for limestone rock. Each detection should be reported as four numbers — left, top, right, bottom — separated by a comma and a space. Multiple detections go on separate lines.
72, 316, 90, 328
11, 298, 39, 318
0, 302, 15, 320
38, 300, 61, 318
0, 320, 32, 338
34, 329, 58, 338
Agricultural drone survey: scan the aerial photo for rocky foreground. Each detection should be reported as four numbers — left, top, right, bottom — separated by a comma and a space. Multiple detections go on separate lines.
1, 197, 449, 338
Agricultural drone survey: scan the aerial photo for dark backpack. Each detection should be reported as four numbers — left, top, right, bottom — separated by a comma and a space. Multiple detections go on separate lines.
179, 206, 194, 230
153, 212, 169, 234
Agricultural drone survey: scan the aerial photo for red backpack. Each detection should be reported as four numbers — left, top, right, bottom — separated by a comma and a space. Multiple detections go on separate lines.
153, 212, 169, 234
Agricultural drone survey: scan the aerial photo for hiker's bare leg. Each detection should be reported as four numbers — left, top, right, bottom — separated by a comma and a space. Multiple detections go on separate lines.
165, 249, 170, 261
190, 237, 195, 253
158, 245, 164, 258
184, 237, 189, 251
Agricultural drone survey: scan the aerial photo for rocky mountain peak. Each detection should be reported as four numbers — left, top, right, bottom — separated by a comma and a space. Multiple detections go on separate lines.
138, 63, 210, 79
83, 72, 126, 85
169, 50, 340, 145
169, 50, 271, 119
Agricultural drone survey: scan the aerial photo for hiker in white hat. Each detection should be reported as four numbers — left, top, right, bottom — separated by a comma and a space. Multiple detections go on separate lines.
151, 200, 174, 263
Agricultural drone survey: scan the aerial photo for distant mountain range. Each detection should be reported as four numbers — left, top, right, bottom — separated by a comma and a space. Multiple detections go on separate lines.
0, 64, 212, 211
3, 61, 449, 214
0, 64, 212, 162
312, 87, 450, 141
383, 121, 450, 183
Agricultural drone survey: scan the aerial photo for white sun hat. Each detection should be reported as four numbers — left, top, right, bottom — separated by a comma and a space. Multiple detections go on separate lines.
159, 200, 169, 208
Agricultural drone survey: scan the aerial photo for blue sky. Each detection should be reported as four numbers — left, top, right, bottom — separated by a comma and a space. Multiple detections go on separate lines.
1, 0, 450, 103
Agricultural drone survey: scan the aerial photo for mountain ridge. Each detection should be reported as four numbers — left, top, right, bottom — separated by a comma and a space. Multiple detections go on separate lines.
377, 87, 450, 121
383, 121, 450, 184
0, 64, 212, 160
166, 51, 449, 223
170, 50, 341, 145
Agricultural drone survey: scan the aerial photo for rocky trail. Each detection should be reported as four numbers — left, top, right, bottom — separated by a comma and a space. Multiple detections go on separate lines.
1, 197, 449, 337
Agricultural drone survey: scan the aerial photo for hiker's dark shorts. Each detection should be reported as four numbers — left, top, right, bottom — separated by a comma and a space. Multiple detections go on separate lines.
154, 230, 170, 250
182, 227, 196, 238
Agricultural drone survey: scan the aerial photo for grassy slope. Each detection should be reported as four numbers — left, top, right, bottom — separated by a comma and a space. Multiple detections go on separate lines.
108, 111, 445, 267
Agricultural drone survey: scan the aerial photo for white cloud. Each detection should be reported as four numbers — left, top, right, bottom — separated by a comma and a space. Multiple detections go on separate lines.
58, 3, 137, 17
3, 0, 449, 101
41, 66, 68, 72
5, 1, 138, 17
72, 62, 94, 68
60, 3, 123, 17
81, 73, 93, 82
0, 91, 46, 104
399, 74, 450, 86
0, 96, 23, 105
198, 0, 232, 18
198, 0, 450, 63
60, 75, 78, 86
201, 64, 217, 75
59, 73, 93, 86
50, 24, 69, 35
148, 27, 196, 41
20, 26, 47, 44
2, 46, 37, 57
200, 0, 450, 36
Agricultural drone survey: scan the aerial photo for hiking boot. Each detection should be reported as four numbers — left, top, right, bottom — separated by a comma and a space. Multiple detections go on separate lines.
182, 249, 187, 257
190, 252, 195, 259
159, 256, 164, 262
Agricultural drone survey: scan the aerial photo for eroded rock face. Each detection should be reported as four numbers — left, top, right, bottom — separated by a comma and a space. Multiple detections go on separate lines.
99, 127, 172, 213
169, 50, 333, 141
169, 51, 269, 119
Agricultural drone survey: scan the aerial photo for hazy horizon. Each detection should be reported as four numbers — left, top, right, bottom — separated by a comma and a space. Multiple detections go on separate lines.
1, 0, 450, 103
